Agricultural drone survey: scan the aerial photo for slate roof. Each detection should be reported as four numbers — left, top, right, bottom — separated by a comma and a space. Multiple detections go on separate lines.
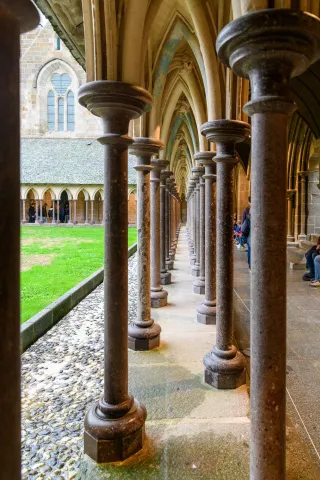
21, 138, 137, 185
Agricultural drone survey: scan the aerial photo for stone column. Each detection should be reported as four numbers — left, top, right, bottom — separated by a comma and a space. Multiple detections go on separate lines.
90, 199, 95, 224
160, 170, 172, 284
22, 198, 27, 223
201, 120, 250, 390
39, 199, 43, 223
85, 199, 89, 224
298, 172, 308, 240
68, 200, 72, 224
56, 199, 60, 224
191, 167, 204, 277
166, 176, 174, 270
52, 200, 56, 224
78, 81, 152, 463
35, 199, 39, 224
150, 158, 169, 308
128, 138, 162, 350
73, 199, 77, 224
0, 4, 39, 479
189, 179, 197, 264
287, 189, 295, 242
193, 160, 206, 294
216, 9, 320, 478
196, 153, 217, 323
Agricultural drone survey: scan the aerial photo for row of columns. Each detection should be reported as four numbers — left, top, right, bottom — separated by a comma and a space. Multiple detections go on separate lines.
21, 198, 98, 224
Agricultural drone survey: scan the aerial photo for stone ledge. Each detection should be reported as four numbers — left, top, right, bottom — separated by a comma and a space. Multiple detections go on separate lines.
20, 243, 137, 352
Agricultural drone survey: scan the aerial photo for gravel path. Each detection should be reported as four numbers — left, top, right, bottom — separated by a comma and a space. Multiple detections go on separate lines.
22, 255, 137, 480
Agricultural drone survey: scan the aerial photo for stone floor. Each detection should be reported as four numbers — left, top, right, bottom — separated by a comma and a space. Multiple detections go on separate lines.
234, 248, 320, 476
22, 228, 320, 479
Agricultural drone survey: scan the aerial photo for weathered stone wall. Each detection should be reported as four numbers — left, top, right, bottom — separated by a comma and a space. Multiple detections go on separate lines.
20, 21, 101, 138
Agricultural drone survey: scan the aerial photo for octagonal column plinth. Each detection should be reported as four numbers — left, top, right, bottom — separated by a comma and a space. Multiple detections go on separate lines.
160, 170, 172, 285
191, 167, 204, 278
217, 9, 320, 478
78, 81, 152, 463
166, 176, 174, 270
150, 159, 169, 307
196, 153, 217, 322
128, 138, 162, 350
193, 158, 206, 294
201, 120, 250, 389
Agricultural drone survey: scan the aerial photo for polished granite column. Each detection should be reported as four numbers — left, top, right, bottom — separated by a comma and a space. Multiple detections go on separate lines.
128, 138, 162, 350
150, 158, 169, 307
216, 9, 320, 478
78, 81, 152, 463
166, 176, 174, 270
193, 158, 206, 293
189, 177, 197, 265
160, 170, 172, 284
191, 166, 204, 278
201, 120, 250, 390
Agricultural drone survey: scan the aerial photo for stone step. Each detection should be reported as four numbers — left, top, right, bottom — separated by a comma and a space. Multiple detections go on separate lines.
287, 247, 305, 263
300, 240, 315, 251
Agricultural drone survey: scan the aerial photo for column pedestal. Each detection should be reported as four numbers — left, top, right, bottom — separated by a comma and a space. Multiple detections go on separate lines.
78, 80, 152, 463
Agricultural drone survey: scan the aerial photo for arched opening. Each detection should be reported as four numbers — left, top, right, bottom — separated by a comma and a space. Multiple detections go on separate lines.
26, 190, 37, 223
77, 190, 86, 223
94, 191, 103, 224
60, 190, 70, 223
128, 191, 137, 225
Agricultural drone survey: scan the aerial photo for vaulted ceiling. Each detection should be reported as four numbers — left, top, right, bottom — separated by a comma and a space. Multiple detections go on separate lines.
35, 0, 320, 194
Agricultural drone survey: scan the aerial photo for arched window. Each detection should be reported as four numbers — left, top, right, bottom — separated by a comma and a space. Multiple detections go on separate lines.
47, 91, 55, 131
67, 91, 75, 131
51, 73, 71, 95
58, 98, 64, 131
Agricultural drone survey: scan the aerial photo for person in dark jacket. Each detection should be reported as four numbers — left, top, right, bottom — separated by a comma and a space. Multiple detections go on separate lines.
59, 204, 65, 223
28, 203, 36, 223
306, 236, 320, 284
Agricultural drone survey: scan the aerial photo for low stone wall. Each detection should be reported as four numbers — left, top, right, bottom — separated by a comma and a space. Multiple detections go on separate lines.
21, 243, 137, 352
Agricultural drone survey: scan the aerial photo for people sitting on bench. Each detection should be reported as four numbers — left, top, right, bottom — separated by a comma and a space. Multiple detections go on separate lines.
304, 236, 320, 285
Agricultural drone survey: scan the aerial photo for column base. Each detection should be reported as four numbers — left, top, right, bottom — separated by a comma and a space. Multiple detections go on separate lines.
161, 271, 171, 285
21, 220, 27, 224
193, 276, 205, 294
73, 221, 78, 225
197, 301, 216, 324
84, 397, 146, 463
151, 288, 168, 308
298, 234, 307, 241
287, 235, 295, 242
203, 346, 246, 390
191, 264, 200, 277
128, 322, 161, 351
190, 255, 196, 266
166, 259, 174, 270
169, 252, 175, 261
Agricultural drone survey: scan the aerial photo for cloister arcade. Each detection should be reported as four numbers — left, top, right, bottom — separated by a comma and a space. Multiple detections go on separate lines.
2, 0, 320, 479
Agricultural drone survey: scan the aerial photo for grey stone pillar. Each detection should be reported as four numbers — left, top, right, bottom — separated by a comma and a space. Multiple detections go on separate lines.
22, 198, 27, 223
85, 199, 89, 224
73, 199, 77, 224
193, 161, 206, 294
52, 200, 56, 224
160, 170, 172, 284
166, 176, 174, 270
196, 153, 217, 323
191, 167, 204, 278
0, 4, 39, 479
287, 190, 295, 242
68, 199, 72, 224
56, 199, 60, 224
90, 199, 95, 224
216, 9, 320, 478
39, 199, 43, 223
150, 158, 169, 307
298, 172, 307, 240
35, 199, 39, 224
78, 81, 152, 463
201, 120, 250, 390
189, 179, 197, 264
128, 138, 162, 350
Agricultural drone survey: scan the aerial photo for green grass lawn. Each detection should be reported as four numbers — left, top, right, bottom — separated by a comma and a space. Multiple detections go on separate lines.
21, 227, 137, 324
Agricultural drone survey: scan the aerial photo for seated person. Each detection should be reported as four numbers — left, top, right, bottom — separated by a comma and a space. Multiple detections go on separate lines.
305, 236, 320, 281
309, 237, 320, 287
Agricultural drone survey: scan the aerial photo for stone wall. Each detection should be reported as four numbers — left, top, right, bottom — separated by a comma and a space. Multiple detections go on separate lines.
20, 21, 101, 138
128, 192, 137, 224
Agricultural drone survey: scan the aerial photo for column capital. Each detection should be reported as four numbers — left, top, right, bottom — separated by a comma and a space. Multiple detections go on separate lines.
78, 81, 153, 140
131, 137, 164, 169
216, 9, 320, 116
160, 170, 173, 186
201, 120, 250, 163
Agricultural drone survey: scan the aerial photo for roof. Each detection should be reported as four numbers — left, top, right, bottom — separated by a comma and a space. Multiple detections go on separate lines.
21, 138, 137, 185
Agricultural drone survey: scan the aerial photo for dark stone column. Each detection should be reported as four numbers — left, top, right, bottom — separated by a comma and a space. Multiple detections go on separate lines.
160, 170, 172, 283
150, 159, 169, 307
166, 176, 174, 270
191, 167, 204, 278
128, 138, 162, 350
73, 199, 77, 224
189, 178, 197, 265
56, 199, 60, 224
22, 198, 27, 223
196, 153, 217, 323
78, 81, 152, 463
90, 199, 95, 225
0, 4, 39, 479
216, 9, 320, 478
193, 160, 206, 294
201, 120, 250, 390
